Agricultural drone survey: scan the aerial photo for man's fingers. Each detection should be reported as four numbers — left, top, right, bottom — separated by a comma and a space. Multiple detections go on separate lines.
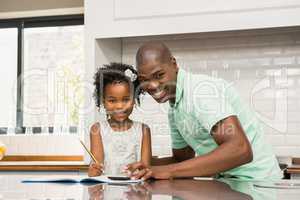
126, 162, 144, 172
141, 169, 153, 181
131, 168, 147, 180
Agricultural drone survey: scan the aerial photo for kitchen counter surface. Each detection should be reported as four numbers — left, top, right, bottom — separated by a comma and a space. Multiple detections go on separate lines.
0, 175, 299, 200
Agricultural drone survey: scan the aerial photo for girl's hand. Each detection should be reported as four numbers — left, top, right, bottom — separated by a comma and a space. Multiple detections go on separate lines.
88, 184, 104, 200
88, 163, 104, 177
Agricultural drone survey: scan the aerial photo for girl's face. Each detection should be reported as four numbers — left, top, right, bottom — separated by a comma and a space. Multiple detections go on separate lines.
103, 82, 134, 122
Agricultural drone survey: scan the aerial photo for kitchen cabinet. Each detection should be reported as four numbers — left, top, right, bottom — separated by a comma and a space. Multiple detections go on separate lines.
85, 0, 300, 39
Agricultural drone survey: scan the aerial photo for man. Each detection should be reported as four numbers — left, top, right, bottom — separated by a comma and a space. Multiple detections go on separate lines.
125, 42, 281, 181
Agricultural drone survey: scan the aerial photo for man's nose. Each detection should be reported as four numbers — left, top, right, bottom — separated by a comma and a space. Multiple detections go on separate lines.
147, 80, 159, 91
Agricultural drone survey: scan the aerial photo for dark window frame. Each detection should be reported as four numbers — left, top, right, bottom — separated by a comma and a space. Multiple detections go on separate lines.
0, 15, 84, 131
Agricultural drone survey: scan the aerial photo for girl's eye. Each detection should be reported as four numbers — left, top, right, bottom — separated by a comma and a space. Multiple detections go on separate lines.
123, 98, 130, 103
108, 99, 116, 103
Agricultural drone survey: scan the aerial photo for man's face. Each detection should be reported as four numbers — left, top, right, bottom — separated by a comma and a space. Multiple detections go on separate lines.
137, 58, 178, 103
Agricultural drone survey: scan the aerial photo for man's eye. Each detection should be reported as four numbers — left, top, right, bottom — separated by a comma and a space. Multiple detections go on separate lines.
154, 73, 164, 79
139, 78, 146, 82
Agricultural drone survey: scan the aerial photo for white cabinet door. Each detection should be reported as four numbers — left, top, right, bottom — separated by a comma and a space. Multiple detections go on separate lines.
86, 0, 300, 38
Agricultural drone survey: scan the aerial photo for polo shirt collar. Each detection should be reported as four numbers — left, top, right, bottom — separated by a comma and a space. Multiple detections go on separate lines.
172, 68, 185, 108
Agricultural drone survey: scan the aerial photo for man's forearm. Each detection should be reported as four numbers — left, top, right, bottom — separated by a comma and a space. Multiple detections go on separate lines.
167, 140, 252, 178
164, 117, 253, 178
151, 156, 178, 166
151, 146, 195, 166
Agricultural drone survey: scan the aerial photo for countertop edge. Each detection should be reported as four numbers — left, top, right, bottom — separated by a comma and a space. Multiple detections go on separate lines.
0, 164, 89, 171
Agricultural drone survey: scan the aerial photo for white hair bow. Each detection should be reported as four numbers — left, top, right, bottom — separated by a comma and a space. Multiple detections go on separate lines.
124, 69, 137, 82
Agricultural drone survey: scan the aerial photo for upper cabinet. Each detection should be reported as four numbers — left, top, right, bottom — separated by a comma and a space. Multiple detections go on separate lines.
85, 0, 300, 38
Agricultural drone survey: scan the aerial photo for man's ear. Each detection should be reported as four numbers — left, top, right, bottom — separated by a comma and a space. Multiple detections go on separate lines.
171, 56, 179, 71
170, 56, 177, 64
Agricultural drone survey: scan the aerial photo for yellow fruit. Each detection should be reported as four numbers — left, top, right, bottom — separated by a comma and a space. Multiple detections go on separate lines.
0, 145, 6, 155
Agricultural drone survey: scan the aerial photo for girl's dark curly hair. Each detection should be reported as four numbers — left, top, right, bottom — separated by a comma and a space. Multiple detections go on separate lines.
93, 62, 142, 108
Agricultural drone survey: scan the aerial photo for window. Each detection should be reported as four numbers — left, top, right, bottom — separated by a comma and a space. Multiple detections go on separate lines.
0, 28, 18, 128
0, 15, 84, 134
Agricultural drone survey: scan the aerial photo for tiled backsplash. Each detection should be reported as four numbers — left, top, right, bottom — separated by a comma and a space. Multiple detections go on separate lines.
122, 27, 300, 157
0, 135, 83, 155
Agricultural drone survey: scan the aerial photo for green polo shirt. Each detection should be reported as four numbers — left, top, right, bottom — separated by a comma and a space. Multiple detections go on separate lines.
169, 68, 282, 180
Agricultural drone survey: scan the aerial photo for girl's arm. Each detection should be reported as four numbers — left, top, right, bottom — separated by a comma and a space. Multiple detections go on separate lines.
90, 122, 104, 164
140, 124, 152, 167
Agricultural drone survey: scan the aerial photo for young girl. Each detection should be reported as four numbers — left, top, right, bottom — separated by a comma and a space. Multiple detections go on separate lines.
88, 63, 152, 177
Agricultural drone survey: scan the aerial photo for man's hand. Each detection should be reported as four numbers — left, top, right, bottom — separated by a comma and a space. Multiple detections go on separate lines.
88, 163, 104, 177
125, 184, 151, 200
125, 162, 172, 180
124, 162, 151, 180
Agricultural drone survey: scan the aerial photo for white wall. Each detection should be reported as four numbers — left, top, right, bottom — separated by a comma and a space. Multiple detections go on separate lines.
121, 27, 300, 157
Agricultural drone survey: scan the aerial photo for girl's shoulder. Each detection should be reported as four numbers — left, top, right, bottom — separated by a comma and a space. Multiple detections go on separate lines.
132, 120, 145, 127
132, 120, 142, 125
89, 120, 108, 133
132, 121, 150, 131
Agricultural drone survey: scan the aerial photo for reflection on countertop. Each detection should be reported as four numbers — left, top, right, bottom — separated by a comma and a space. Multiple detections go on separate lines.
85, 178, 300, 200
87, 179, 252, 200
1, 175, 300, 200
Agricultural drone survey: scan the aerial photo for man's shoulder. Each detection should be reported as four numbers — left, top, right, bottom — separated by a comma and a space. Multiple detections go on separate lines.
182, 70, 227, 86
182, 71, 230, 94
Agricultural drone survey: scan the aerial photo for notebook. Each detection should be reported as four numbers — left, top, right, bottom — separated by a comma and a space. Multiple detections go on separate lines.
22, 175, 142, 185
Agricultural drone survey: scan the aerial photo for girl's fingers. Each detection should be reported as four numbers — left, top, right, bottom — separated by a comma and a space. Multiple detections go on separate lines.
97, 167, 104, 174
89, 168, 103, 177
91, 163, 104, 170
89, 163, 104, 176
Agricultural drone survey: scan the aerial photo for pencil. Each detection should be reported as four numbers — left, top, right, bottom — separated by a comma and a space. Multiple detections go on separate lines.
79, 139, 99, 164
